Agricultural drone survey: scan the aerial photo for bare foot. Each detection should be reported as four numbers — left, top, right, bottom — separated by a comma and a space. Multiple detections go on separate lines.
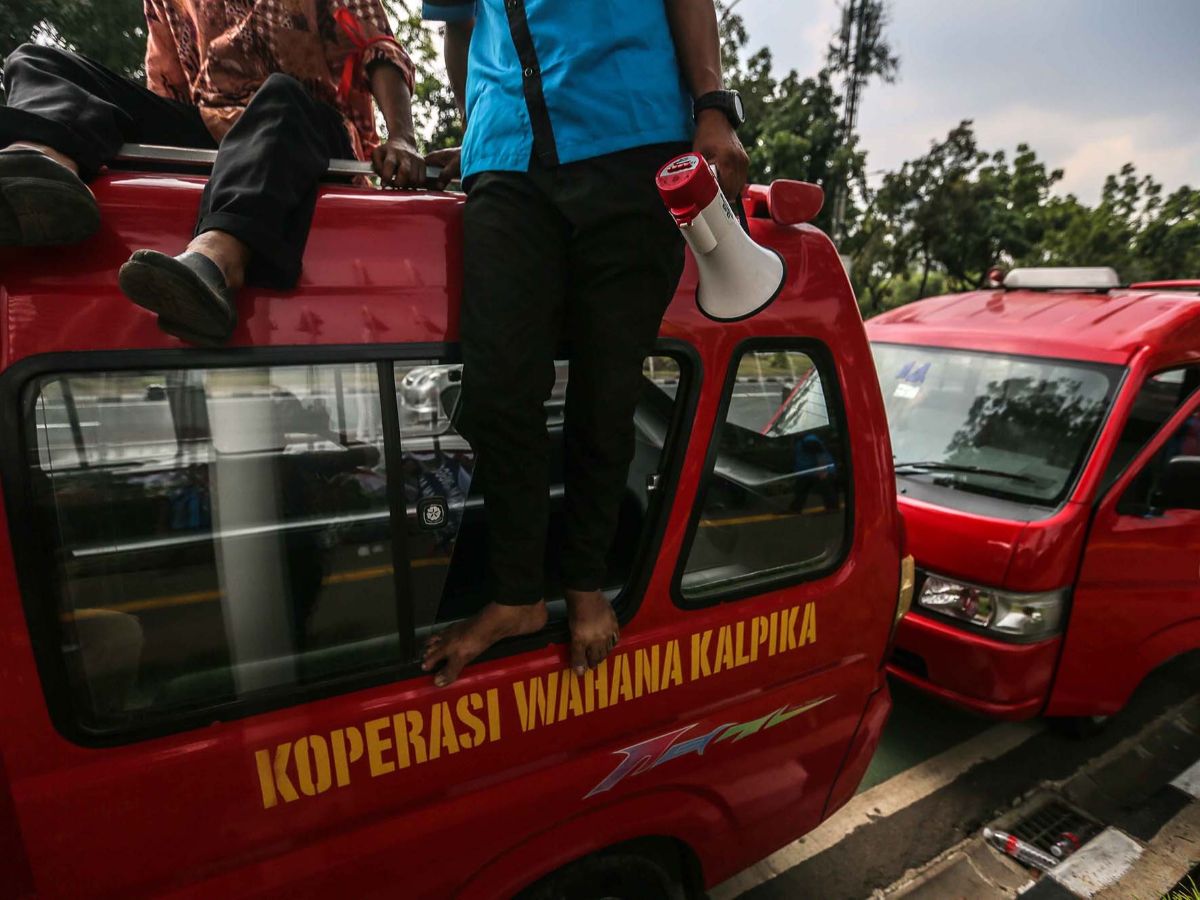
1, 142, 79, 176
186, 229, 251, 291
566, 589, 620, 676
423, 600, 548, 687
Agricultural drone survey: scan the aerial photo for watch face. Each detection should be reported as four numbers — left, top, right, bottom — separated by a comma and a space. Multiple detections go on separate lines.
732, 92, 745, 124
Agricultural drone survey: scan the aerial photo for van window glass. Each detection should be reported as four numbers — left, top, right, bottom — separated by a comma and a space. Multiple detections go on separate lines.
1117, 408, 1200, 515
406, 357, 682, 629
681, 349, 848, 602
29, 365, 398, 730
1098, 367, 1200, 496
871, 343, 1120, 506
26, 355, 685, 736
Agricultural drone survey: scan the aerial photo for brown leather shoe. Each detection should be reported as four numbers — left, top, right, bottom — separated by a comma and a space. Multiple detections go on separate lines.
0, 149, 100, 246
118, 249, 238, 346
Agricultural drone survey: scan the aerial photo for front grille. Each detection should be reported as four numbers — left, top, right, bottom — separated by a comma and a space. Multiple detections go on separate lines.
1010, 798, 1101, 855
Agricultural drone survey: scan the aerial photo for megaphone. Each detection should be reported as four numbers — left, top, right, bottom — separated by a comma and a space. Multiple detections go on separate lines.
656, 153, 786, 322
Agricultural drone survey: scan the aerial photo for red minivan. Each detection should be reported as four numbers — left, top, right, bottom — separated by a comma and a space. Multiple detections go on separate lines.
867, 267, 1200, 727
0, 147, 909, 898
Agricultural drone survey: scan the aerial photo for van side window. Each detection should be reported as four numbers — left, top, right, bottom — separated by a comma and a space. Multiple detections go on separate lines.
1117, 409, 1200, 516
29, 366, 399, 731
679, 348, 850, 604
1099, 367, 1200, 496
23, 354, 687, 738
403, 357, 682, 630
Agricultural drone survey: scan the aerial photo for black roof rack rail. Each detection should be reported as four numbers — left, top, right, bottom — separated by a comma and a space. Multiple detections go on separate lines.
109, 143, 446, 186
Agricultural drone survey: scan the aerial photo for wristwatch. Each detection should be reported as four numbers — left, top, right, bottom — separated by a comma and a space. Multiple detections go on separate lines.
693, 90, 745, 130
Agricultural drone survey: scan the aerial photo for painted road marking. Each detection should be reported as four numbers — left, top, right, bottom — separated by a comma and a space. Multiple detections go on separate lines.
1170, 759, 1200, 801
1049, 827, 1144, 897
711, 719, 1044, 898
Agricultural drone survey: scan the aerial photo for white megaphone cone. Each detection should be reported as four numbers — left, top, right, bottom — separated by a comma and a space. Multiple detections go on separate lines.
656, 153, 786, 321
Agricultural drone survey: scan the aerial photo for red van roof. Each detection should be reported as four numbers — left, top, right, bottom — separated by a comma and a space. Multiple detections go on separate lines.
867, 286, 1200, 367
0, 170, 857, 366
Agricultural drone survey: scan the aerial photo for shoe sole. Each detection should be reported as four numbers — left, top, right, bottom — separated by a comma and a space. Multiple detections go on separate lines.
0, 177, 101, 246
118, 258, 235, 343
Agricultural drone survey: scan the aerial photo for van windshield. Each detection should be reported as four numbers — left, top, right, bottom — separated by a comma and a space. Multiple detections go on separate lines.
870, 343, 1122, 506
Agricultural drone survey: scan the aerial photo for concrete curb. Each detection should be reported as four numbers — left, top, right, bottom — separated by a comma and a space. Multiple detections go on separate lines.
883, 697, 1200, 900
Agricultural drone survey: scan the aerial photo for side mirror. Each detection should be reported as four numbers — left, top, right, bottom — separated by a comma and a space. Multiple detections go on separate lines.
1160, 456, 1200, 511
742, 181, 826, 226
768, 180, 825, 226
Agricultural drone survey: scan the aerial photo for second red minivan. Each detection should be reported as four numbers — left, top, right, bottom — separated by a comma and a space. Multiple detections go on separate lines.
867, 267, 1200, 728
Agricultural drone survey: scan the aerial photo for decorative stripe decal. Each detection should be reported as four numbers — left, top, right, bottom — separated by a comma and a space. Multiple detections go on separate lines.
584, 695, 835, 798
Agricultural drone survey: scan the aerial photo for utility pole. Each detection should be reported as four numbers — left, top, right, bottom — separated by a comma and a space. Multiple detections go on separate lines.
829, 0, 896, 245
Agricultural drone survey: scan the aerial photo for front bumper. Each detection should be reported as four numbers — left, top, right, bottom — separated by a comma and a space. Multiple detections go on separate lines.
887, 612, 1060, 720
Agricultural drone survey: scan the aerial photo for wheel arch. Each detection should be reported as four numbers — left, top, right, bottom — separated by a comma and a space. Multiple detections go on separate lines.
1049, 620, 1200, 717
453, 787, 733, 900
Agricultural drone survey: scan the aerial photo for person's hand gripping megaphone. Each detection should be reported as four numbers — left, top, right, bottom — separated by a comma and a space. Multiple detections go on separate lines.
693, 107, 749, 201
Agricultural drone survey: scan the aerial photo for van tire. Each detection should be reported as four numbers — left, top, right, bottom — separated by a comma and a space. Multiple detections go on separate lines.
519, 851, 687, 900
1049, 715, 1109, 739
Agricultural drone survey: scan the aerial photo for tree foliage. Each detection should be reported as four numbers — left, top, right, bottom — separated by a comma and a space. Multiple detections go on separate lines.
869, 123, 1062, 295
1, 0, 146, 78
382, 1, 461, 150
720, 3, 866, 235
857, 125, 1200, 312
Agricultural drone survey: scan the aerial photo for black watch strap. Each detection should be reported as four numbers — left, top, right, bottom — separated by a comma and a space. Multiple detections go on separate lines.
693, 90, 744, 130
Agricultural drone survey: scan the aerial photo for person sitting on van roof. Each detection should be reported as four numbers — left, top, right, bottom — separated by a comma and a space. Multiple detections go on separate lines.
418, 0, 749, 687
0, 0, 423, 345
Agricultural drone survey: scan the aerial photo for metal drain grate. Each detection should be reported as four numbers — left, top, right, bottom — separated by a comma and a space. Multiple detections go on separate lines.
1010, 799, 1101, 855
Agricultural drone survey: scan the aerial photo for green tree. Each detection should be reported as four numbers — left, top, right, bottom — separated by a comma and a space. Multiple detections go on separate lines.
1, 0, 145, 78
1034, 163, 1200, 282
867, 122, 1064, 297
383, 2, 462, 150
1135, 184, 1200, 281
1, 0, 54, 65
719, 3, 866, 235
752, 70, 867, 235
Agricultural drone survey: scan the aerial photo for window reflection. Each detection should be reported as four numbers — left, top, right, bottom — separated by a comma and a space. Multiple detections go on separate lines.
32, 366, 397, 729
872, 343, 1119, 505
29, 355, 684, 734
682, 350, 849, 601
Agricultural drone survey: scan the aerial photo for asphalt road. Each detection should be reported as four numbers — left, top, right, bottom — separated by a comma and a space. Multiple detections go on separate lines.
716, 653, 1200, 899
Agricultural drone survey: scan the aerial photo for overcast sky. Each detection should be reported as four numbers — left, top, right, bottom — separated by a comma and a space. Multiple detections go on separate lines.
737, 0, 1200, 202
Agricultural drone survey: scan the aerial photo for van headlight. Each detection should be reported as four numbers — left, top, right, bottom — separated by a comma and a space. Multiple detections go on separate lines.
918, 574, 1066, 640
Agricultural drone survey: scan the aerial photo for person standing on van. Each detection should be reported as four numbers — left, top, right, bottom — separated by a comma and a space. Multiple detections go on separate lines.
0, 0, 424, 344
420, 0, 748, 686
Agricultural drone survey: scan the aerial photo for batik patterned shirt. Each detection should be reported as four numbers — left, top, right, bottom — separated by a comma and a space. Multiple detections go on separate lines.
144, 0, 414, 160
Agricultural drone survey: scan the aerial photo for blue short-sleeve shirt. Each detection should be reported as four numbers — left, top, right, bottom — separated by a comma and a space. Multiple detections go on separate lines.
422, 0, 695, 179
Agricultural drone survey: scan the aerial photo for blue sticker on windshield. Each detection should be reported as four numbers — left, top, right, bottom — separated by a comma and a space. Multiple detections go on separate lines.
896, 361, 930, 384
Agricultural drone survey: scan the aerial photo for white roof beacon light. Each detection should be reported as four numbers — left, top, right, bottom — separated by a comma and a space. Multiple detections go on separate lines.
1002, 267, 1121, 291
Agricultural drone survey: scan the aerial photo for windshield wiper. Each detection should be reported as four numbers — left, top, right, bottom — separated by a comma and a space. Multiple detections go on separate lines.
893, 461, 1038, 484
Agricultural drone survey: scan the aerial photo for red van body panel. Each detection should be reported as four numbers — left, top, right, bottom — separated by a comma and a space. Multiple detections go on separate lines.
869, 287, 1200, 721
1046, 392, 1200, 718
0, 171, 900, 897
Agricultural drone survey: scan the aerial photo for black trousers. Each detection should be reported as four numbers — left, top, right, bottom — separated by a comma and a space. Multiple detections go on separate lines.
459, 143, 688, 605
0, 44, 353, 288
